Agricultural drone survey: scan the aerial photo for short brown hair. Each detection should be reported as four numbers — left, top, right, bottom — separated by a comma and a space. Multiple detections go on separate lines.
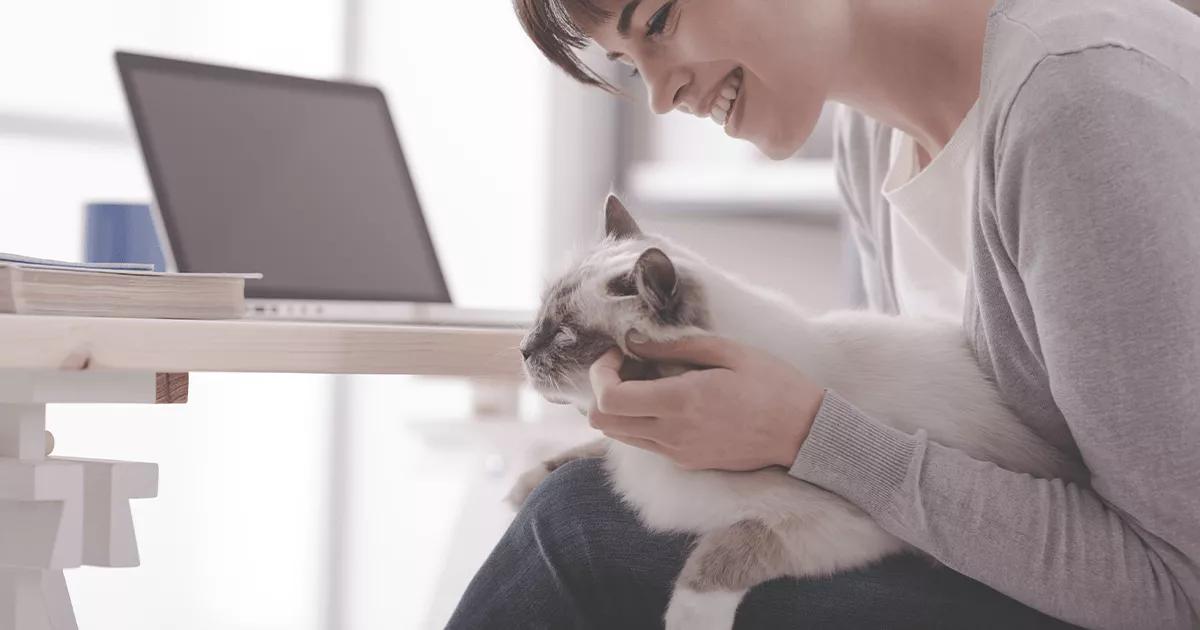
513, 0, 617, 92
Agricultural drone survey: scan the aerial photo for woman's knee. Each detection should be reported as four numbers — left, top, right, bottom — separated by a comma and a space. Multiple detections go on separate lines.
512, 457, 691, 625
504, 457, 634, 588
517, 457, 619, 535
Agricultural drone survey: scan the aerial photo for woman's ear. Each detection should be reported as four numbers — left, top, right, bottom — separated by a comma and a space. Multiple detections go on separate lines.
634, 248, 677, 311
605, 194, 642, 240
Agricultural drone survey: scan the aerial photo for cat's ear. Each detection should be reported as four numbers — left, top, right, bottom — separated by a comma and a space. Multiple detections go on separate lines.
634, 248, 677, 311
605, 194, 642, 240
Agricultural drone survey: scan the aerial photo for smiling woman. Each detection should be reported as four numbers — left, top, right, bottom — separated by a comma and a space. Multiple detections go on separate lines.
516, 0, 834, 159
453, 0, 1200, 628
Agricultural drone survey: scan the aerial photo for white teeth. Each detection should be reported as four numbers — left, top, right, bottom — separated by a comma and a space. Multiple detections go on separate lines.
709, 69, 743, 127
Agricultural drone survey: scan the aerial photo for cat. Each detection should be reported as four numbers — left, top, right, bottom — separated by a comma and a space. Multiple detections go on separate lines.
511, 195, 1087, 630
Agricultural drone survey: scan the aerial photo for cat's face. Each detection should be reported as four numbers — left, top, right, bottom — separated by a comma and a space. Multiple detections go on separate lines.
520, 196, 710, 406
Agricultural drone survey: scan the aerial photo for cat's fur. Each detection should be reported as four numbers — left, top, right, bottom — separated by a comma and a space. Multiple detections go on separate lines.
513, 196, 1087, 630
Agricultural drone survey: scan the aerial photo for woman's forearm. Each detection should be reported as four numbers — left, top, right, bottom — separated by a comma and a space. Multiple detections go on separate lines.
790, 392, 1198, 629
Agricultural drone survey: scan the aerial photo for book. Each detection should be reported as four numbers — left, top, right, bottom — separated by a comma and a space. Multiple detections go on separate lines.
0, 255, 261, 320
0, 252, 157, 272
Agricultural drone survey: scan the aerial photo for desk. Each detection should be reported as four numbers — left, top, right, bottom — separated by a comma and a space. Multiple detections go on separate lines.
0, 314, 525, 630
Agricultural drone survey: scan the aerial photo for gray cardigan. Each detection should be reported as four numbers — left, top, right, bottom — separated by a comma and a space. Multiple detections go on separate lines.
788, 0, 1200, 627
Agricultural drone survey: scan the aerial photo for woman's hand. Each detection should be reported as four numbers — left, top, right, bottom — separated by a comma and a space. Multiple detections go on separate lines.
587, 333, 827, 471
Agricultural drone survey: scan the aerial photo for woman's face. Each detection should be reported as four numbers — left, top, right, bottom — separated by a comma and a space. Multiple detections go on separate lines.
588, 0, 844, 159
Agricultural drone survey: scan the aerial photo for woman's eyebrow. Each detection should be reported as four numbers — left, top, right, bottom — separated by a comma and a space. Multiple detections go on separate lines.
617, 0, 643, 37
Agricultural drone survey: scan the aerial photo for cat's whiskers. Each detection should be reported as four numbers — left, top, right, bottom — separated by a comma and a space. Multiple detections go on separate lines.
488, 345, 521, 361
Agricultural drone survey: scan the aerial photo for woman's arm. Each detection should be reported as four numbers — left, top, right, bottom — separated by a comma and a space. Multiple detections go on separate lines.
792, 46, 1200, 629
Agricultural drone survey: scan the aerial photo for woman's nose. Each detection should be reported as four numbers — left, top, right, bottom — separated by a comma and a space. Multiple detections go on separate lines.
647, 68, 690, 115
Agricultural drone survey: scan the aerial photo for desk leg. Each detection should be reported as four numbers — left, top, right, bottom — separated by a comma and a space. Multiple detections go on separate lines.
0, 372, 163, 630
0, 569, 74, 630
0, 403, 78, 630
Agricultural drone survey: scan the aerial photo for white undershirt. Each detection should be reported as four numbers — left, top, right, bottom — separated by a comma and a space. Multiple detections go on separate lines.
880, 100, 981, 320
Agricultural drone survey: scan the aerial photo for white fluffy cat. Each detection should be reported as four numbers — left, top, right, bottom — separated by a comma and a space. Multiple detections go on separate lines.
512, 196, 1086, 630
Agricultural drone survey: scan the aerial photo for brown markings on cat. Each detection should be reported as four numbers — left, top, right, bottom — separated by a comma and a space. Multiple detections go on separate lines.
680, 520, 789, 593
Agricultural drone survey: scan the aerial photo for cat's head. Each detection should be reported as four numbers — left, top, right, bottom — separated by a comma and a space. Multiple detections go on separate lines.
520, 195, 711, 406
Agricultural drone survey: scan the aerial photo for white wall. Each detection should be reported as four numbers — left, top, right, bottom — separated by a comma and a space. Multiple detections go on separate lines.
357, 1, 548, 310
0, 0, 343, 124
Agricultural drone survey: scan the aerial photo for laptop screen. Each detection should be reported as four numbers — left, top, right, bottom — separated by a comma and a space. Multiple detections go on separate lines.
117, 52, 452, 303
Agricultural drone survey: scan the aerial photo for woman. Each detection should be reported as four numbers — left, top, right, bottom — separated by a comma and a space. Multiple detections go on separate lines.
449, 0, 1200, 627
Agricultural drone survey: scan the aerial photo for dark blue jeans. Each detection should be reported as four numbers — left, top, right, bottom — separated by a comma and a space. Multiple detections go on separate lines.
447, 459, 1078, 630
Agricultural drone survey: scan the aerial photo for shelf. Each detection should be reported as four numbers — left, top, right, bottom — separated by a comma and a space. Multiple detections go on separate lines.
625, 159, 842, 221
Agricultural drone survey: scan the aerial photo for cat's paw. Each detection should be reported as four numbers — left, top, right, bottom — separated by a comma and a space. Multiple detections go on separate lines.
504, 463, 553, 509
664, 588, 742, 630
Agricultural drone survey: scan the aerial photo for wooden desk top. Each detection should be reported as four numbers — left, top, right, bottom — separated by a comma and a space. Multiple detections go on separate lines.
0, 314, 526, 379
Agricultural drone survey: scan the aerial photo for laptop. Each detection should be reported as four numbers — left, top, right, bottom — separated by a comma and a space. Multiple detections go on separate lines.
115, 51, 530, 328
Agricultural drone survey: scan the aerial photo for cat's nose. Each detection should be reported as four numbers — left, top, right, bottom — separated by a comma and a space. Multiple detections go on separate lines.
520, 347, 532, 361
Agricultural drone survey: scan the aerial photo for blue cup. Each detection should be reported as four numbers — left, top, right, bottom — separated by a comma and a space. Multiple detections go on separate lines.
84, 202, 167, 272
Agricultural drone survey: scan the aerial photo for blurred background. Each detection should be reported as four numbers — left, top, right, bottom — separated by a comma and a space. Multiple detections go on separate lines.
4, 1, 1195, 629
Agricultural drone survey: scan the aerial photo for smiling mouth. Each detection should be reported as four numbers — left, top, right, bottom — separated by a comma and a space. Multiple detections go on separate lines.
707, 67, 744, 130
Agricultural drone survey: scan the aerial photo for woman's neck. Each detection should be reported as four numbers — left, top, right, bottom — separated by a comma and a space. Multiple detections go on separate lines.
827, 0, 993, 156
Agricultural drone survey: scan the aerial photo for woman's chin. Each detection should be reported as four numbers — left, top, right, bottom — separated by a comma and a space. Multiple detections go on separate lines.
752, 127, 811, 160
759, 141, 799, 160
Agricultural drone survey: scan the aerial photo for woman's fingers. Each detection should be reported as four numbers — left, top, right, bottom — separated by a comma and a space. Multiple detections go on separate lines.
587, 406, 667, 441
589, 348, 690, 416
604, 432, 673, 457
625, 332, 744, 369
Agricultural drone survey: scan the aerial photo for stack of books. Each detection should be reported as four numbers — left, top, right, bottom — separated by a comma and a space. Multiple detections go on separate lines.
0, 253, 259, 319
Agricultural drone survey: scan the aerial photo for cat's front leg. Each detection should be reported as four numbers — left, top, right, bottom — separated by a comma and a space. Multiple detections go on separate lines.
504, 438, 609, 508
664, 520, 790, 630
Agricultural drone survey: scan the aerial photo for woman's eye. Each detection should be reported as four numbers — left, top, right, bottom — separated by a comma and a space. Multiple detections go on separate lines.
615, 57, 640, 78
646, 1, 675, 37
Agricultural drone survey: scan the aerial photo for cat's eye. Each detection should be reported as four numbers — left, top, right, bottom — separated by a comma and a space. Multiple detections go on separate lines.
606, 273, 638, 297
554, 327, 577, 345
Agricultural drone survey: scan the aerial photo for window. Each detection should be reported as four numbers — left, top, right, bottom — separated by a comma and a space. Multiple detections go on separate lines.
0, 0, 343, 124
